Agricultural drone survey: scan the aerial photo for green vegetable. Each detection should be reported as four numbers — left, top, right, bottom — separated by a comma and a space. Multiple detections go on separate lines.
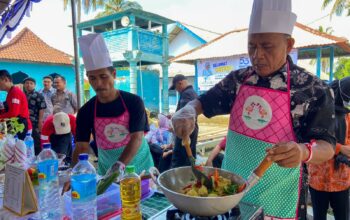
97, 171, 120, 195
223, 183, 238, 195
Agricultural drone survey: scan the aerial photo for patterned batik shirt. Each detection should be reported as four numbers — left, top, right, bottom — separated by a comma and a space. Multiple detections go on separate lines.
199, 56, 336, 146
25, 90, 47, 126
198, 56, 336, 219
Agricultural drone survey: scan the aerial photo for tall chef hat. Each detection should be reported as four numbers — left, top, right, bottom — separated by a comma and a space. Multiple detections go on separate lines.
78, 33, 113, 71
248, 0, 297, 35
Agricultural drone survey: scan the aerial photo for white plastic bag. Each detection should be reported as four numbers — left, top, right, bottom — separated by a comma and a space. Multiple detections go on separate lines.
171, 105, 196, 139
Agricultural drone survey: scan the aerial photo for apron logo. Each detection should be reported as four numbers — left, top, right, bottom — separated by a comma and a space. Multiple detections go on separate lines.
242, 95, 272, 130
103, 123, 129, 143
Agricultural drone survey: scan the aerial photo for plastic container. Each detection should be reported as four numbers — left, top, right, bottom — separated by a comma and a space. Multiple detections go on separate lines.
71, 153, 97, 220
64, 183, 121, 218
120, 165, 142, 220
24, 133, 35, 164
141, 179, 150, 198
37, 143, 60, 219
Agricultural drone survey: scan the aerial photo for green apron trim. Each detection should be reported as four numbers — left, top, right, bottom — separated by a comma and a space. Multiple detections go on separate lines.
222, 130, 300, 218
97, 137, 154, 175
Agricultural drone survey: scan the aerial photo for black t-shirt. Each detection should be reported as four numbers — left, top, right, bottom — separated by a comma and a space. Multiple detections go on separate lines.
76, 90, 149, 142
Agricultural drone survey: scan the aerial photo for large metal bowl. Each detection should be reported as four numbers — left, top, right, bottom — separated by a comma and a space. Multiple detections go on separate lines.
151, 166, 249, 217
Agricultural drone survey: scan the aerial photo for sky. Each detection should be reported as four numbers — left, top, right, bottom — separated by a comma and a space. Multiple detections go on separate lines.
2, 0, 350, 55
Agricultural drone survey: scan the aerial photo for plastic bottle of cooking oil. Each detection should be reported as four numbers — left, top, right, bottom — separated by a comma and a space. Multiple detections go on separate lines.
120, 165, 142, 220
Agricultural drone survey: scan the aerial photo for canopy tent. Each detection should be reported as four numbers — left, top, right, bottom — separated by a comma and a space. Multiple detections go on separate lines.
0, 0, 41, 42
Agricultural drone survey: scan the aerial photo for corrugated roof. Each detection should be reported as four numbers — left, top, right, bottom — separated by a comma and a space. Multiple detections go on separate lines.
0, 27, 72, 65
171, 22, 350, 64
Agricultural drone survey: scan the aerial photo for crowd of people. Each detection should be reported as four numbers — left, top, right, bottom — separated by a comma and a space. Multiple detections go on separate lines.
0, 70, 77, 163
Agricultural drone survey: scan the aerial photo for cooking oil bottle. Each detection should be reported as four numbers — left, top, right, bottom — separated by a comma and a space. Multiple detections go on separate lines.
120, 165, 142, 220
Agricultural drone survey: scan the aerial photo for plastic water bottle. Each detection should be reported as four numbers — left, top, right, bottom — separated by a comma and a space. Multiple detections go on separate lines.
120, 165, 142, 220
37, 143, 60, 219
24, 133, 35, 164
71, 153, 97, 220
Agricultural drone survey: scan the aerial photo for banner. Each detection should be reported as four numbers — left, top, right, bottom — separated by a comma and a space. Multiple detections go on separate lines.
196, 49, 298, 91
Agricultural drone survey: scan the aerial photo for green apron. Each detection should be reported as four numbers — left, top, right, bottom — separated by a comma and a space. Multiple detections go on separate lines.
222, 66, 302, 219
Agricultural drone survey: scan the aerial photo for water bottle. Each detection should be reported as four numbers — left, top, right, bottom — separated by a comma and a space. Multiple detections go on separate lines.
37, 143, 60, 219
120, 165, 142, 220
71, 153, 97, 220
24, 133, 35, 164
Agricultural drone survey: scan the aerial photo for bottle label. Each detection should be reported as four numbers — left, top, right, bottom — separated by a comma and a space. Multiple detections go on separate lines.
37, 159, 58, 183
71, 174, 96, 202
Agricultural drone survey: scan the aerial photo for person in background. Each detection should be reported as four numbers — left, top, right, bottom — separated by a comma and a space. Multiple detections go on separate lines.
169, 74, 198, 168
146, 114, 174, 172
51, 75, 78, 115
23, 77, 47, 155
0, 70, 31, 140
39, 75, 56, 122
41, 107, 76, 164
205, 136, 226, 168
308, 77, 350, 220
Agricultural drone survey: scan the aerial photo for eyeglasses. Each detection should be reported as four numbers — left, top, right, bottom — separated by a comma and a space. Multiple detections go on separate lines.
339, 80, 350, 110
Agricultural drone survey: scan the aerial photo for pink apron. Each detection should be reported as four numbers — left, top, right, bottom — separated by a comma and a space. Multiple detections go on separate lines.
94, 92, 153, 175
222, 63, 302, 219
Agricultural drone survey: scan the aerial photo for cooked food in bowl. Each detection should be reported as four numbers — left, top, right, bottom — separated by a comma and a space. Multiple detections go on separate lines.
180, 167, 246, 197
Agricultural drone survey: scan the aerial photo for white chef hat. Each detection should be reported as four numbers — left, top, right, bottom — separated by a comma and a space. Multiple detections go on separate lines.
248, 0, 297, 35
78, 33, 113, 71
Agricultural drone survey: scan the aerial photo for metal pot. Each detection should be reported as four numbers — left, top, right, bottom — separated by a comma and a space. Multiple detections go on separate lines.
149, 157, 271, 217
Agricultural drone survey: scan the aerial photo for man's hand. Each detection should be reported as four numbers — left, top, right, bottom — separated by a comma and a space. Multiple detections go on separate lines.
266, 141, 308, 168
171, 105, 196, 139
205, 160, 213, 167
340, 145, 350, 158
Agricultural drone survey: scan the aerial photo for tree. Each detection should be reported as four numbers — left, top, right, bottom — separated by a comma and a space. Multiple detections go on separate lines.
334, 58, 350, 79
95, 0, 143, 18
322, 0, 350, 17
63, 0, 104, 22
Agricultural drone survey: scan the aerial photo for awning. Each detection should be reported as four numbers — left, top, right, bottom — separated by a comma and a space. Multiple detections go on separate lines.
0, 0, 41, 42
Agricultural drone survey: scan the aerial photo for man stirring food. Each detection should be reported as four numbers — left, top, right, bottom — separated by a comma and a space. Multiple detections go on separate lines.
171, 0, 335, 219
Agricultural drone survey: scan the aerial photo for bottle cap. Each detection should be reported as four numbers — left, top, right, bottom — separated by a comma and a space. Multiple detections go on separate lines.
125, 165, 135, 174
79, 153, 89, 161
26, 133, 31, 136
43, 143, 51, 149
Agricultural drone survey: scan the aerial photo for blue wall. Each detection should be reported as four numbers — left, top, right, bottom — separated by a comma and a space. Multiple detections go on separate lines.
0, 61, 75, 101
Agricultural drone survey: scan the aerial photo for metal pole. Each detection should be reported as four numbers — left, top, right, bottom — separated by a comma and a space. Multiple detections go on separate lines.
71, 0, 82, 108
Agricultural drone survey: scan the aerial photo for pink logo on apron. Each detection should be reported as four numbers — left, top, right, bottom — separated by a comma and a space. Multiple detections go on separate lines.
94, 93, 130, 150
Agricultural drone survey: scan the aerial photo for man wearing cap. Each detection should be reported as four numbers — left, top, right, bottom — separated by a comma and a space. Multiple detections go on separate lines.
171, 0, 335, 219
23, 77, 47, 154
39, 75, 56, 122
41, 108, 76, 164
169, 74, 198, 168
0, 70, 31, 140
72, 33, 153, 176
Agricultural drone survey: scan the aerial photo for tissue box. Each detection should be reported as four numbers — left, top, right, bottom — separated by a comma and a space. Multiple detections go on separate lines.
64, 183, 121, 218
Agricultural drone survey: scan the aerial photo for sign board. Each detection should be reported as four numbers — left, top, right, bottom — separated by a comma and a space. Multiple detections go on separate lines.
3, 164, 38, 216
196, 49, 298, 91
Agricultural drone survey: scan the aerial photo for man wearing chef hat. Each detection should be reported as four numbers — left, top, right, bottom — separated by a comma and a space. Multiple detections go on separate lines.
171, 0, 335, 219
72, 33, 153, 175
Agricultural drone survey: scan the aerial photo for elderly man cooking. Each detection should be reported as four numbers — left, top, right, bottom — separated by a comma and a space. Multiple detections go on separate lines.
171, 0, 335, 219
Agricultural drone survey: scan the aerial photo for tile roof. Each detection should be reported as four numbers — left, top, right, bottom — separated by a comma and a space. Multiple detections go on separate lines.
0, 27, 72, 65
171, 22, 350, 64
